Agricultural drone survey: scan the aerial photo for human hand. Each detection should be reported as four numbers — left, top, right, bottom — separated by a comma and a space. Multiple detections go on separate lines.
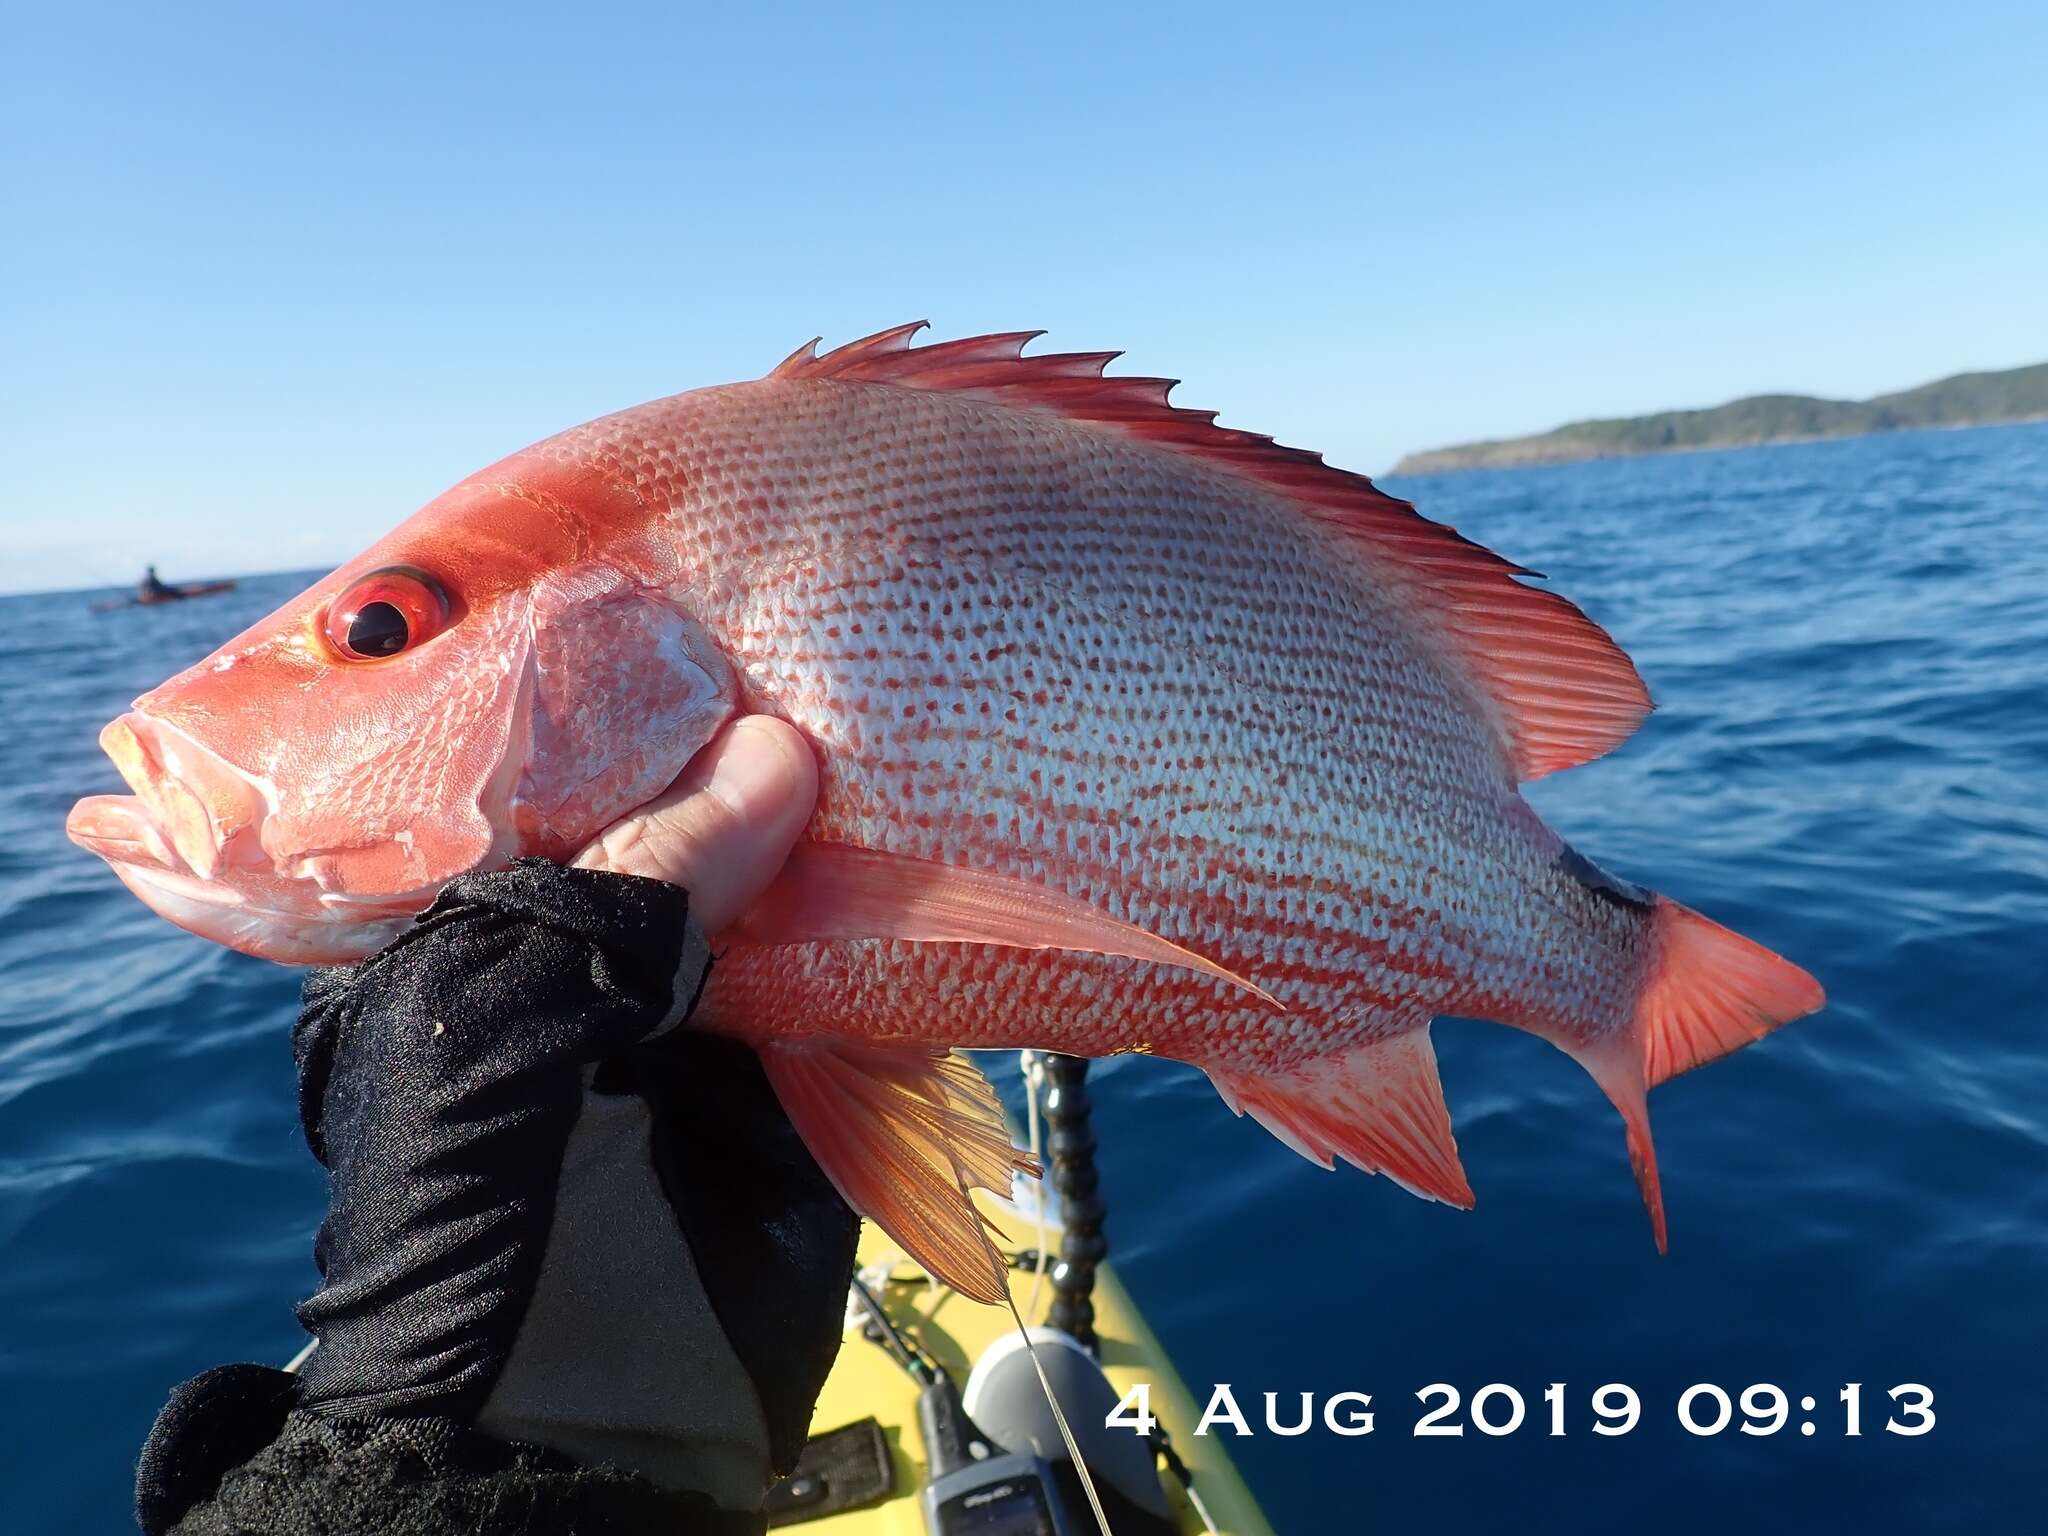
572, 713, 818, 933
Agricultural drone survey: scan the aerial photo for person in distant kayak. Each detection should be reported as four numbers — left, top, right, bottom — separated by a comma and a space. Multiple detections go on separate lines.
134, 717, 860, 1536
138, 566, 177, 602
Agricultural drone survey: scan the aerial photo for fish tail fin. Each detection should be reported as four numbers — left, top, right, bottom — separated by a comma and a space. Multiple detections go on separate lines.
1558, 896, 1825, 1253
1205, 1024, 1475, 1209
1632, 896, 1827, 1090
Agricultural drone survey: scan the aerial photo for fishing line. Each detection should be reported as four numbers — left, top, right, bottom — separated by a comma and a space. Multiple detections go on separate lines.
1002, 1290, 1113, 1536
1021, 1050, 1052, 1322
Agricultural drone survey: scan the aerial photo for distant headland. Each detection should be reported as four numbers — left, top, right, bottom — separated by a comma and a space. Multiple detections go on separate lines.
1391, 361, 2048, 475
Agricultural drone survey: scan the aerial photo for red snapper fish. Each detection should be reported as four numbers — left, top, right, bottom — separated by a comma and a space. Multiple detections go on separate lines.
68, 324, 1824, 1300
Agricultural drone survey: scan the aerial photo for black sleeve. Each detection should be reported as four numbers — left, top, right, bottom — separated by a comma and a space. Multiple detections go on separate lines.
136, 861, 817, 1536
140, 1366, 764, 1536
288, 858, 707, 1419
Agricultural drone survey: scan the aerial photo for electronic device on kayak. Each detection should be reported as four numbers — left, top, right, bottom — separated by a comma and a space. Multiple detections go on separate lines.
917, 1326, 1178, 1536
919, 1364, 1075, 1534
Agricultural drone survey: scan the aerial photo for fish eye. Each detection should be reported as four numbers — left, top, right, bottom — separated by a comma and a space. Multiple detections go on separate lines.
322, 567, 451, 662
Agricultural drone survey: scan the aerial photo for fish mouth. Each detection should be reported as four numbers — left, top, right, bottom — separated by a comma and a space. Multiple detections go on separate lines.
90, 713, 271, 879
67, 713, 425, 964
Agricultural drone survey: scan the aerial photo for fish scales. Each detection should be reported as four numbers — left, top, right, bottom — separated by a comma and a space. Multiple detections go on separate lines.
542, 379, 1605, 1067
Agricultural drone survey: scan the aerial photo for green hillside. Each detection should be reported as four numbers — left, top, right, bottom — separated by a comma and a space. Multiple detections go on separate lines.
1391, 361, 2048, 475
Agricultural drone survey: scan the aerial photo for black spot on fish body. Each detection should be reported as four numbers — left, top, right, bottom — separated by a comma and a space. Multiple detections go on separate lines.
1558, 845, 1653, 913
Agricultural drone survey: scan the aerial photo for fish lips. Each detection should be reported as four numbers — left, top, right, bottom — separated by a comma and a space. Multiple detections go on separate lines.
91, 713, 270, 880
67, 713, 421, 964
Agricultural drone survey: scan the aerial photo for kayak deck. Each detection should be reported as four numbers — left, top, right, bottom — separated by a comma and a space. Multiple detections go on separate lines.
792, 1191, 1275, 1534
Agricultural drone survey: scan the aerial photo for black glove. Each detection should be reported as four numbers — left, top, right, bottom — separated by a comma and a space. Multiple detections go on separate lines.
137, 859, 859, 1536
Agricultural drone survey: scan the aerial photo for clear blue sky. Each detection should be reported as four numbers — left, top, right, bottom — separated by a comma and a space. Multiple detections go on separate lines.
3, 1, 2042, 593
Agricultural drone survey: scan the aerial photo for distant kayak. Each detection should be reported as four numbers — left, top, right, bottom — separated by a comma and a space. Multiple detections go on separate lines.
91, 580, 237, 612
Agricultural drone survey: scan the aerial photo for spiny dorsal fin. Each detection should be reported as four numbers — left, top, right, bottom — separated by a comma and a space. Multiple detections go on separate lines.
771, 322, 1652, 780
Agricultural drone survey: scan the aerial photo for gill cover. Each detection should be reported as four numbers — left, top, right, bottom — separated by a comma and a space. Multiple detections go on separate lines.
511, 568, 739, 857
236, 567, 732, 898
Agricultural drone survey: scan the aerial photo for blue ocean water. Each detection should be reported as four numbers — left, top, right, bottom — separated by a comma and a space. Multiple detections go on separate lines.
2, 421, 2043, 1531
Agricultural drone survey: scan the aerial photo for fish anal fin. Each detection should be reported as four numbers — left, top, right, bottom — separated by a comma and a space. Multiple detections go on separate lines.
1206, 1026, 1473, 1208
757, 1042, 1034, 1305
733, 840, 1280, 1008
769, 323, 1651, 779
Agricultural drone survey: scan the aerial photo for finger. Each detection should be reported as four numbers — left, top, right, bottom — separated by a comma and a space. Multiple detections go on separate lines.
571, 715, 819, 933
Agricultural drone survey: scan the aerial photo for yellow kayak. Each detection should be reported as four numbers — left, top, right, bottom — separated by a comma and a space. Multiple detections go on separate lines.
772, 1054, 1275, 1535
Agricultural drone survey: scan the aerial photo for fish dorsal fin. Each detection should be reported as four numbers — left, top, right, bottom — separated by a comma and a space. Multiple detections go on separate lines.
771, 323, 1652, 780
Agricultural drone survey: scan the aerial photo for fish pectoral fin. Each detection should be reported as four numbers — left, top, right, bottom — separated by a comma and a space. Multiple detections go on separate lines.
757, 1041, 1037, 1305
1205, 1025, 1473, 1209
732, 840, 1280, 1008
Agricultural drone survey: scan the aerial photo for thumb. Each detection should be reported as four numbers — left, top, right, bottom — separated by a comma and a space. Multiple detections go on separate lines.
571, 715, 819, 934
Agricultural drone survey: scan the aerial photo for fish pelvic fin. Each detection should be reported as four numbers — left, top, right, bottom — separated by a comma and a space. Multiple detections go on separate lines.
1205, 1025, 1474, 1209
758, 1042, 1037, 1305
732, 840, 1281, 1008
769, 323, 1650, 780
1556, 896, 1825, 1254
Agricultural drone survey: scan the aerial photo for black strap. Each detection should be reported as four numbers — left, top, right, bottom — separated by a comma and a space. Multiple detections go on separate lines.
763, 1418, 894, 1525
